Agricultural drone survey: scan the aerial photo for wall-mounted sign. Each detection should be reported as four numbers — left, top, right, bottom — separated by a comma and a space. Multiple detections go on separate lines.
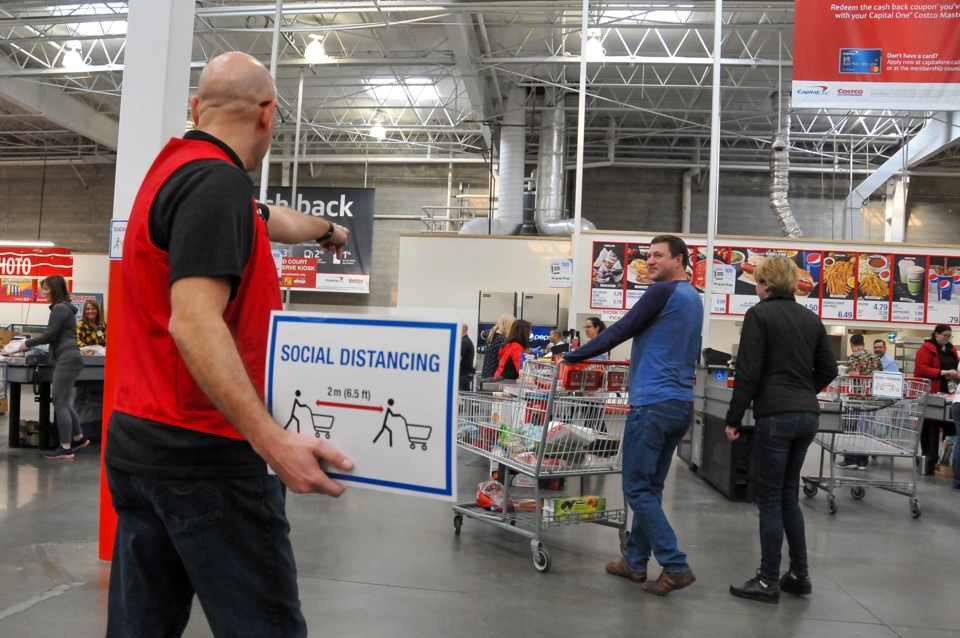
265, 187, 375, 294
0, 247, 73, 304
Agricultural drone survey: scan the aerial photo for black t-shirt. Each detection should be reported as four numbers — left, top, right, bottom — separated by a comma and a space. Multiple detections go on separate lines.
105, 131, 269, 479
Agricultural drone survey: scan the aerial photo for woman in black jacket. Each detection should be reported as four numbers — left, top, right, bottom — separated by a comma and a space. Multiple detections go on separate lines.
17, 275, 87, 459
724, 255, 838, 603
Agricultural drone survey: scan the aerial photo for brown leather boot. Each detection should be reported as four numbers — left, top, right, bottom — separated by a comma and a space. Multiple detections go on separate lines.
642, 569, 696, 595
605, 558, 646, 583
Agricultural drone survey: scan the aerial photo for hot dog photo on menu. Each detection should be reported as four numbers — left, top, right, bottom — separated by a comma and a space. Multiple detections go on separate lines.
733, 248, 817, 298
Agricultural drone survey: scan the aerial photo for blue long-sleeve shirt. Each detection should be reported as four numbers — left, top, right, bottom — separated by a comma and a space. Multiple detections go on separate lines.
565, 280, 703, 406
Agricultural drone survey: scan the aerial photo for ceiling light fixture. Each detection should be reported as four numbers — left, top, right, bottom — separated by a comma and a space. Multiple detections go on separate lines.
369, 111, 386, 140
61, 40, 86, 70
583, 29, 605, 61
305, 34, 328, 64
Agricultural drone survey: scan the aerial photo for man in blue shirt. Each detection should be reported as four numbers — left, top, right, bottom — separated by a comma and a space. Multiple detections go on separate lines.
564, 235, 702, 596
873, 339, 900, 372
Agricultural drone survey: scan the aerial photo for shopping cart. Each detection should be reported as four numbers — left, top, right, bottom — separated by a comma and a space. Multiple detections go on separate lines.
453, 359, 630, 572
406, 421, 433, 450
311, 412, 334, 438
802, 375, 930, 518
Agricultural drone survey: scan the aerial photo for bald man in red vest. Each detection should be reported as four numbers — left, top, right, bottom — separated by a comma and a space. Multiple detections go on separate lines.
105, 52, 352, 637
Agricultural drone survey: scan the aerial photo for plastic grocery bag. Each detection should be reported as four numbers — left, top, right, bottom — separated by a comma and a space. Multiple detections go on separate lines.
475, 480, 515, 512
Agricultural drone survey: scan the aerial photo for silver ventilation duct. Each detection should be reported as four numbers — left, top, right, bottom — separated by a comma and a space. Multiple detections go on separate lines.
769, 99, 802, 238
460, 88, 525, 235
535, 105, 595, 235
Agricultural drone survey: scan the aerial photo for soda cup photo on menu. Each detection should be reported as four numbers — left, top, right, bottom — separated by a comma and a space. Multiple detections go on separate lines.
804, 252, 821, 281
939, 278, 953, 301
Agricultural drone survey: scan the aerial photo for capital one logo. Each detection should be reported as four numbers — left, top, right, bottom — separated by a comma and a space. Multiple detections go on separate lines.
797, 85, 829, 96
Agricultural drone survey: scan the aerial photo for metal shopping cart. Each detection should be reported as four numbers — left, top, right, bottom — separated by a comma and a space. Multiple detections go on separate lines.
802, 375, 930, 518
453, 359, 629, 572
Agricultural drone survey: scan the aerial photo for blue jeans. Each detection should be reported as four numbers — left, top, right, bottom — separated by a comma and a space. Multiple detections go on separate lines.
755, 412, 819, 584
106, 466, 307, 638
622, 400, 693, 574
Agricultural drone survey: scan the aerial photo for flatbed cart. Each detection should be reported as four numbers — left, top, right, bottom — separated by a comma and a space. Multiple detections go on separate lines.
453, 359, 629, 572
802, 375, 930, 518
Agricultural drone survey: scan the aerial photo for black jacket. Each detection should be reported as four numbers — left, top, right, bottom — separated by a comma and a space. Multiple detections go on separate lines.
25, 301, 81, 364
726, 294, 838, 426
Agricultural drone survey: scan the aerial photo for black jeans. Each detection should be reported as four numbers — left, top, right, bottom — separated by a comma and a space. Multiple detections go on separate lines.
755, 412, 819, 584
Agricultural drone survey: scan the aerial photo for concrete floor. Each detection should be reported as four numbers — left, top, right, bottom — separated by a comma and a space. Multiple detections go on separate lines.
0, 409, 958, 638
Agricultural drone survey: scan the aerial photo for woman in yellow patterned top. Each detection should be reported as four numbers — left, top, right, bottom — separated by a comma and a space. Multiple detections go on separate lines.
76, 299, 106, 347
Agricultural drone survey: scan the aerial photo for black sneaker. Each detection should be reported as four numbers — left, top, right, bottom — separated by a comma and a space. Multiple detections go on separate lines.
780, 571, 812, 596
70, 436, 91, 451
43, 446, 75, 460
730, 573, 780, 603
836, 458, 859, 469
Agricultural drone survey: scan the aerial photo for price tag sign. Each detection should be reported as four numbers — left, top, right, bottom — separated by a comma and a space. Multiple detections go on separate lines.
927, 302, 960, 326
711, 293, 727, 314
727, 294, 758, 315
822, 299, 854, 320
856, 300, 889, 322
626, 288, 643, 309
798, 298, 820, 314
591, 287, 624, 309
891, 302, 925, 324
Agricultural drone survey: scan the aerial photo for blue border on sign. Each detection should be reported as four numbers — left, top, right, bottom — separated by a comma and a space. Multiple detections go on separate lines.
266, 314, 458, 497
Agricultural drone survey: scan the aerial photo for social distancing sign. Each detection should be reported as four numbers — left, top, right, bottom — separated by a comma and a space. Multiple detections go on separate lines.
266, 311, 459, 499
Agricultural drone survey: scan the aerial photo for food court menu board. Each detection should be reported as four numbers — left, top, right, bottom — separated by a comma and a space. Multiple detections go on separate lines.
725, 248, 819, 316
587, 240, 960, 326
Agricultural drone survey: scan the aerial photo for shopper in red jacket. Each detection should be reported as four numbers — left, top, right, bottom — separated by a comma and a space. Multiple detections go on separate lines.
914, 324, 959, 394
494, 319, 531, 380
914, 323, 959, 474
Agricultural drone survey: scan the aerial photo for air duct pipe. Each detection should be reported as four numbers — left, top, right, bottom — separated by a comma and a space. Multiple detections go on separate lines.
535, 105, 595, 235
769, 96, 803, 238
460, 88, 526, 235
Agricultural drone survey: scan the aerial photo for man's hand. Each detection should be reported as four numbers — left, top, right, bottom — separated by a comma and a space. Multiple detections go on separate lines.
725, 426, 740, 441
256, 427, 354, 495
318, 223, 349, 260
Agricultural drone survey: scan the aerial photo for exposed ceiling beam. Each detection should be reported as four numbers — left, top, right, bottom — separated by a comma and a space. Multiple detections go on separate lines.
0, 57, 118, 149
443, 13, 492, 148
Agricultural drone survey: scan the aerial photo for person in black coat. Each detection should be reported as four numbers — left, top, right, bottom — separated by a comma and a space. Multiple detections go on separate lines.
459, 323, 475, 391
724, 255, 838, 603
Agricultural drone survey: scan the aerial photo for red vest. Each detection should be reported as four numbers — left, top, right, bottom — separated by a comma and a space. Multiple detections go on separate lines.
113, 137, 281, 440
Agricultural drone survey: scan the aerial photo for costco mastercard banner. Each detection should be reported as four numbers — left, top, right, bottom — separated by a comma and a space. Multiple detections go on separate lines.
0, 247, 73, 303
793, 0, 960, 109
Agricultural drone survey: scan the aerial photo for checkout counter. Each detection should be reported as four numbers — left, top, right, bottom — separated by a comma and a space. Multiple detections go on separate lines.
4, 355, 105, 449
683, 366, 842, 501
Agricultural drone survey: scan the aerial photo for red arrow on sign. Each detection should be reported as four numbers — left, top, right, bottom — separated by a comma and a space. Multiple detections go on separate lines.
315, 400, 384, 412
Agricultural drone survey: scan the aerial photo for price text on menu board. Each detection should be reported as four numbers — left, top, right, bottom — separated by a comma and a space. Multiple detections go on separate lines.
587, 240, 960, 325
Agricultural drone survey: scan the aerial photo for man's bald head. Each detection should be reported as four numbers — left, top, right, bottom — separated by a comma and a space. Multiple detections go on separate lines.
195, 52, 275, 124
191, 52, 277, 170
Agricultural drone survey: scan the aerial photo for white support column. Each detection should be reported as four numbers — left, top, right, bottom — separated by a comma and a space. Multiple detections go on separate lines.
111, 1, 195, 221
884, 177, 908, 243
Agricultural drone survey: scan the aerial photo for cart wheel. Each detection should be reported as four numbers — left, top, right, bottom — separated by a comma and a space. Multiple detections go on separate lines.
802, 482, 818, 498
532, 544, 552, 573
421, 444, 428, 451
619, 529, 630, 557
410, 443, 416, 450
453, 514, 463, 535
315, 432, 321, 438
911, 500, 921, 519
850, 486, 865, 500
827, 495, 838, 515
324, 433, 331, 439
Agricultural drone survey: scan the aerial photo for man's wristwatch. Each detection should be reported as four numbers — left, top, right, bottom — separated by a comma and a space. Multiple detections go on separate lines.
317, 222, 336, 243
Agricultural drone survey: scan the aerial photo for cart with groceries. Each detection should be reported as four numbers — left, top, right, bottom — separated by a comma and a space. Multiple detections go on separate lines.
453, 358, 630, 572
803, 374, 930, 518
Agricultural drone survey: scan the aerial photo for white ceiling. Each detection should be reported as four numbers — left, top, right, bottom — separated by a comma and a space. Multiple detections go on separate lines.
0, 1, 957, 174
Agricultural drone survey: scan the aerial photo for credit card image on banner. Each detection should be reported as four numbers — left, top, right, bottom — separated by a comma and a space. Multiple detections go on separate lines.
839, 48, 882, 74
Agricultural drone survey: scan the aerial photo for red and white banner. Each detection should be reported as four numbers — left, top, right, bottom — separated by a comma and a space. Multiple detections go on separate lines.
0, 247, 74, 303
793, 0, 960, 109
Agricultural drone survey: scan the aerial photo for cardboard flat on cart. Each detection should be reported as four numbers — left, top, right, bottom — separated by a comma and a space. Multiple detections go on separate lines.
542, 496, 607, 520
